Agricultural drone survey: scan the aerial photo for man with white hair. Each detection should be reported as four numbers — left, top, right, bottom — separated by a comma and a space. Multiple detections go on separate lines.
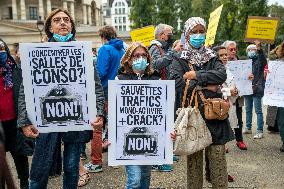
222, 40, 247, 150
149, 24, 174, 80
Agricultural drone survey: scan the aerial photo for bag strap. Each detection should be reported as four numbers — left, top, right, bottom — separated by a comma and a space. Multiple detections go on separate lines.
182, 79, 190, 107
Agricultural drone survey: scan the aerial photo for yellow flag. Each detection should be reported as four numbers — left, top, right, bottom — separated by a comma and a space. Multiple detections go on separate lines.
205, 5, 223, 47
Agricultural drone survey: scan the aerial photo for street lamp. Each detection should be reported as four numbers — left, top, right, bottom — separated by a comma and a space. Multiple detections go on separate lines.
36, 16, 44, 42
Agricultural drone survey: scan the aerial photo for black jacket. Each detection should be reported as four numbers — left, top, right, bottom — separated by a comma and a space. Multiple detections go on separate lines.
251, 49, 267, 97
11, 63, 35, 156
169, 55, 235, 145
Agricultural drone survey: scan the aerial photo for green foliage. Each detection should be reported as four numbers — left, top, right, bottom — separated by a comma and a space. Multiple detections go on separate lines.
129, 0, 156, 29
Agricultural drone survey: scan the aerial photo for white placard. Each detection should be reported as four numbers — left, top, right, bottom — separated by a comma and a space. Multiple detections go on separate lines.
263, 61, 284, 107
108, 80, 175, 166
19, 41, 96, 133
227, 60, 253, 96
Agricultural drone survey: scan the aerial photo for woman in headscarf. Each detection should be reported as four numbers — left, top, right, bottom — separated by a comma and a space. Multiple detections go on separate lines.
169, 17, 234, 189
17, 9, 105, 189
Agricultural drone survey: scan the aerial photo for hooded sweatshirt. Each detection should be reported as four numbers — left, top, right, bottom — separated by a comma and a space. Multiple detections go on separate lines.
96, 39, 125, 95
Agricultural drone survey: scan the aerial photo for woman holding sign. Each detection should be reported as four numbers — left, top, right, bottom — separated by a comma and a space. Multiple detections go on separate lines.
17, 9, 105, 189
169, 17, 234, 189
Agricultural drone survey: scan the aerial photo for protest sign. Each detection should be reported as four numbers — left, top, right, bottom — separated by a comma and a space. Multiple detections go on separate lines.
108, 80, 175, 166
205, 4, 223, 47
227, 60, 253, 96
19, 41, 96, 133
130, 25, 155, 47
263, 61, 284, 107
245, 16, 279, 44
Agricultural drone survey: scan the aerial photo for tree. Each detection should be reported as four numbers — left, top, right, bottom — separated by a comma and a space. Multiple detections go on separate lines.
269, 3, 284, 45
155, 0, 179, 30
129, 0, 156, 29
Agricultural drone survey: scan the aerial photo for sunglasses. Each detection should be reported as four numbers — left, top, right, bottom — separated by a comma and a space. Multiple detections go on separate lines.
228, 48, 237, 52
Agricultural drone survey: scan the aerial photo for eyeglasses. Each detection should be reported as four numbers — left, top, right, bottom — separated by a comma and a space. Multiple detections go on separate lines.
132, 53, 147, 59
228, 48, 236, 52
52, 17, 71, 24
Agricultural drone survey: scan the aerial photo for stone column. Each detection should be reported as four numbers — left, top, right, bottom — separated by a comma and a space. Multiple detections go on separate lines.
69, 1, 75, 21
87, 5, 92, 25
20, 0, 26, 20
63, 1, 68, 10
96, 8, 100, 26
82, 4, 87, 25
38, 0, 44, 19
46, 0, 52, 16
12, 0, 17, 19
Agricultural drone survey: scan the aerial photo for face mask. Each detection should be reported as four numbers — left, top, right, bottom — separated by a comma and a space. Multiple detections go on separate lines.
166, 34, 174, 47
0, 52, 7, 67
247, 51, 257, 59
189, 34, 205, 49
132, 57, 149, 71
53, 33, 74, 42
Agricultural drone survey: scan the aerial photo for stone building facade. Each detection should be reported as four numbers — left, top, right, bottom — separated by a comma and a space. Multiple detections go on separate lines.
0, 0, 131, 51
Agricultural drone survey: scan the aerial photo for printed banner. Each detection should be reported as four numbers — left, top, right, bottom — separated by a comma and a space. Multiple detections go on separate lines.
205, 4, 223, 46
263, 61, 284, 107
19, 41, 96, 133
108, 80, 175, 165
227, 60, 253, 96
245, 16, 279, 44
130, 25, 155, 47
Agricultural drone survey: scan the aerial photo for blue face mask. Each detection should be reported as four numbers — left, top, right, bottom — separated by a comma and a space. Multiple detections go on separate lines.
0, 52, 7, 67
132, 57, 149, 71
189, 34, 206, 49
247, 51, 257, 59
53, 33, 74, 42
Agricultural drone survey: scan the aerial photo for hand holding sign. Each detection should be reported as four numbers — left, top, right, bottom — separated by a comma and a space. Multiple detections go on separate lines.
22, 125, 39, 138
91, 116, 104, 131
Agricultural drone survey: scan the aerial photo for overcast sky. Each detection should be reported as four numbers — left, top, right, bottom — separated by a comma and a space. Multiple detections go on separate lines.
268, 0, 284, 6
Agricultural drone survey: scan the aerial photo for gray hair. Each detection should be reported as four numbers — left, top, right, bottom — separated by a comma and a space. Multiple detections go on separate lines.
222, 40, 237, 48
154, 24, 173, 39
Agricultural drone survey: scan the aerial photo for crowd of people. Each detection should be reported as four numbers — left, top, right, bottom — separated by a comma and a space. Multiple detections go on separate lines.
1, 8, 284, 189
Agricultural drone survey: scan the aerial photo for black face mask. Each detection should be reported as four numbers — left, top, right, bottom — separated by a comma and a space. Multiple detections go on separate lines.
166, 34, 174, 48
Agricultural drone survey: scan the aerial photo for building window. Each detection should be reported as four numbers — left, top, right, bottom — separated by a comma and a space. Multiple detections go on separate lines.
114, 17, 117, 23
119, 17, 121, 23
123, 25, 126, 31
8, 7, 12, 19
123, 17, 126, 23
118, 2, 121, 6
122, 8, 125, 14
122, 2, 125, 6
115, 8, 117, 14
119, 25, 122, 31
119, 8, 121, 14
29, 7, 38, 20
115, 26, 118, 30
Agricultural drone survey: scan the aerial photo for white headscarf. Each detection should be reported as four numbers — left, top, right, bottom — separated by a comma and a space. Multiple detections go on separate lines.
181, 17, 215, 67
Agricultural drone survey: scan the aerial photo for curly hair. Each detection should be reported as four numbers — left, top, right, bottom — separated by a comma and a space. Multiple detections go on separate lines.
120, 42, 153, 75
99, 25, 117, 41
44, 9, 76, 39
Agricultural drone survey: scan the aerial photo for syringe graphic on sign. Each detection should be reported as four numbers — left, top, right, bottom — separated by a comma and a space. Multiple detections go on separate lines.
40, 86, 83, 125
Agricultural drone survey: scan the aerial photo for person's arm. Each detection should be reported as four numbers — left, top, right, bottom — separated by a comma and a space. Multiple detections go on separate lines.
149, 45, 173, 71
93, 64, 105, 118
96, 46, 111, 81
17, 84, 39, 138
195, 59, 227, 86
